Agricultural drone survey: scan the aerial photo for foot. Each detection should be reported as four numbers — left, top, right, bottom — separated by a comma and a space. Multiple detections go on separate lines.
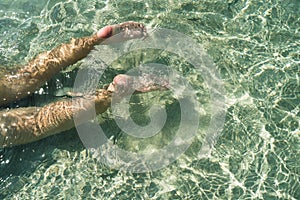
96, 21, 147, 44
107, 74, 168, 95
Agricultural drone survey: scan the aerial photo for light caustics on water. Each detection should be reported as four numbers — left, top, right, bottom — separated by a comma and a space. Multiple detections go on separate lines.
72, 27, 226, 173
0, 0, 299, 199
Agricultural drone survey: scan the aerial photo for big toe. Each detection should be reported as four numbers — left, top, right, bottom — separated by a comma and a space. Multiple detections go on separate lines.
96, 26, 113, 39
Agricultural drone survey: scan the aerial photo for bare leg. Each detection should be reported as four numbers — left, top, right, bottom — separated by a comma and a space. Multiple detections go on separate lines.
0, 71, 168, 148
0, 21, 147, 147
0, 89, 111, 147
0, 19, 150, 148
0, 21, 147, 106
0, 73, 167, 148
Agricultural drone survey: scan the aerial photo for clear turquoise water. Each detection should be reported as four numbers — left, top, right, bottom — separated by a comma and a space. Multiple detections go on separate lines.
0, 0, 299, 199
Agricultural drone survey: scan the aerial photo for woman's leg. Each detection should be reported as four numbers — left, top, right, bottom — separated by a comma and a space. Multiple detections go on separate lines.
0, 21, 146, 106
0, 89, 112, 148
0, 72, 166, 148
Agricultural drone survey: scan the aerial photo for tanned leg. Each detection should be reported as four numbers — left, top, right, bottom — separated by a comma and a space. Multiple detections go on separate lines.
0, 21, 147, 147
0, 21, 147, 106
0, 72, 167, 148
0, 89, 112, 147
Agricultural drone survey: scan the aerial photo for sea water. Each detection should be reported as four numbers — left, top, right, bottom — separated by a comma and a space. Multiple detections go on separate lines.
0, 0, 299, 199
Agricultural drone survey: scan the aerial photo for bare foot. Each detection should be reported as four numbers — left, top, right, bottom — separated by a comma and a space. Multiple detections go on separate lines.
96, 21, 147, 44
107, 74, 133, 94
107, 74, 168, 95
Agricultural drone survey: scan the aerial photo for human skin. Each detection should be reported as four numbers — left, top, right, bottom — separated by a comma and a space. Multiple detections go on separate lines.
0, 89, 111, 147
0, 21, 147, 106
0, 21, 148, 148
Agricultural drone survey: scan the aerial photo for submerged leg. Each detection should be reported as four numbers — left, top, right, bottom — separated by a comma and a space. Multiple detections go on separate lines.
0, 73, 166, 148
0, 21, 147, 106
0, 89, 112, 147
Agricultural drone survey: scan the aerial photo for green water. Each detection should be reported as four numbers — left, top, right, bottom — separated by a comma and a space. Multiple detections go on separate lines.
0, 0, 299, 199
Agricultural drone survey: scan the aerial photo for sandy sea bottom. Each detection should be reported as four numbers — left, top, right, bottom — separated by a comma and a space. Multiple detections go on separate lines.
0, 0, 299, 199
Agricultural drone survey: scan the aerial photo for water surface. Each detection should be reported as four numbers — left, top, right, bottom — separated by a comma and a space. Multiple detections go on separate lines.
0, 0, 299, 199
